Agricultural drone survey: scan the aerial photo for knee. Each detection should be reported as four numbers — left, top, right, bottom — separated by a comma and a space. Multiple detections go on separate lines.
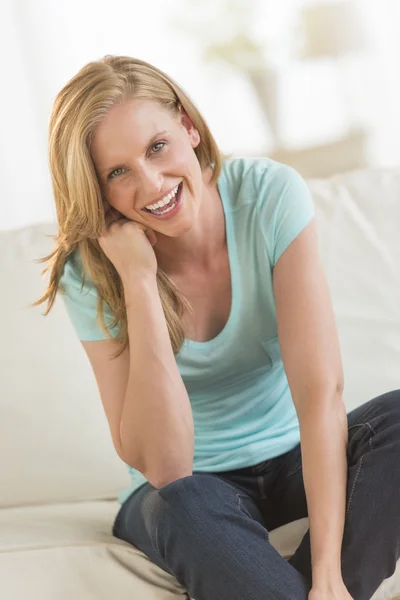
140, 474, 228, 552
387, 389, 400, 412
374, 389, 400, 424
143, 474, 224, 525
366, 389, 400, 450
157, 472, 228, 508
348, 390, 400, 457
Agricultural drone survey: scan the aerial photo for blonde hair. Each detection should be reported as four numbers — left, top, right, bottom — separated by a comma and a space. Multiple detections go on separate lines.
34, 55, 222, 357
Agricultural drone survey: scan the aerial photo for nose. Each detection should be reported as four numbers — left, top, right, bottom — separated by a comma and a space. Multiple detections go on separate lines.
137, 163, 163, 199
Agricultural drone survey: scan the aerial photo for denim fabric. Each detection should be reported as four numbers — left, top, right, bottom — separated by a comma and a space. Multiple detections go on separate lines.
113, 390, 400, 600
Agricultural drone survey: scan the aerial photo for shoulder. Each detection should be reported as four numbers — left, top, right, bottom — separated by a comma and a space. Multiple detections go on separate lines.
59, 248, 97, 300
59, 248, 118, 341
60, 249, 81, 287
246, 161, 314, 266
250, 157, 309, 200
219, 156, 307, 209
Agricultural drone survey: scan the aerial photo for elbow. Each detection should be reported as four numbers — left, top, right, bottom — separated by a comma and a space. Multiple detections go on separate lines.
126, 464, 193, 489
335, 376, 345, 397
296, 380, 345, 424
116, 441, 143, 473
117, 445, 193, 489
127, 457, 193, 489
146, 467, 193, 489
313, 379, 345, 407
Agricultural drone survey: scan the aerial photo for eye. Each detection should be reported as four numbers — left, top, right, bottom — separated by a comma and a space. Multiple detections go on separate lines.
150, 141, 166, 154
108, 167, 125, 180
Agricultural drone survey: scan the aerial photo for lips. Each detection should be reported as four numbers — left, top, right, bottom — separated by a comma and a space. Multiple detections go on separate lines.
142, 183, 181, 213
141, 181, 184, 220
143, 182, 182, 215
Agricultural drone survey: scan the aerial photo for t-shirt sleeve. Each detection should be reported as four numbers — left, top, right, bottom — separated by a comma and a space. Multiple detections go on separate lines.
59, 253, 120, 341
256, 162, 315, 267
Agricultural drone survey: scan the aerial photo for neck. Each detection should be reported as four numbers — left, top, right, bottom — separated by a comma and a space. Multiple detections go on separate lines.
154, 168, 226, 275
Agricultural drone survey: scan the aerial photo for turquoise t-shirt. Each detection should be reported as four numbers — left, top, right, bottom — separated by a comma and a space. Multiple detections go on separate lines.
60, 157, 315, 503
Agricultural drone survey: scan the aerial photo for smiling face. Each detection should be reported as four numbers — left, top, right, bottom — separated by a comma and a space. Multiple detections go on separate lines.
91, 97, 204, 236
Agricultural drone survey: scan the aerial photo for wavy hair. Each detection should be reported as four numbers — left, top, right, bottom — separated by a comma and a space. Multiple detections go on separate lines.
34, 55, 222, 357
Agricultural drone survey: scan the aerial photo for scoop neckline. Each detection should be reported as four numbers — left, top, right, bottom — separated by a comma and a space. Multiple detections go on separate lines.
181, 165, 239, 352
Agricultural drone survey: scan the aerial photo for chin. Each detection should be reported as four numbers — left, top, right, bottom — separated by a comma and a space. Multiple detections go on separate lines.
157, 217, 195, 238
168, 223, 195, 237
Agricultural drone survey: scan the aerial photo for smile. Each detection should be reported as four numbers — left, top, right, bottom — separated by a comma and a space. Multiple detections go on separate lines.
142, 183, 182, 215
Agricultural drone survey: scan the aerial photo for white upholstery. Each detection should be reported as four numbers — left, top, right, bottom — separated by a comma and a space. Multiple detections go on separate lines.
1, 168, 399, 599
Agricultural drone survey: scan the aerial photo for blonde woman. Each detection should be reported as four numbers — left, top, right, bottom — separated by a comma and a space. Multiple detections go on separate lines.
37, 55, 400, 600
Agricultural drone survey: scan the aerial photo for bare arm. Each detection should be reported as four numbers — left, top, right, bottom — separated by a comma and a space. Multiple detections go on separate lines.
83, 272, 194, 488
273, 220, 349, 590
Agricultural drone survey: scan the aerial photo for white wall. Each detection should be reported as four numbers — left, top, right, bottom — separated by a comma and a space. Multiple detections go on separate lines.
1, 0, 399, 230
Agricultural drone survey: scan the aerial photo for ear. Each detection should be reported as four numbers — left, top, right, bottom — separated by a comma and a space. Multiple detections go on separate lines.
178, 104, 200, 149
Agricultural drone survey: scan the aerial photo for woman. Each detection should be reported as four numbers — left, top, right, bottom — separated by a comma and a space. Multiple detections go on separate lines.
36, 55, 400, 600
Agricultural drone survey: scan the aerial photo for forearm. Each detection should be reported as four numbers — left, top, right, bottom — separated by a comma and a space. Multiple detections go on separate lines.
120, 273, 194, 488
299, 392, 348, 580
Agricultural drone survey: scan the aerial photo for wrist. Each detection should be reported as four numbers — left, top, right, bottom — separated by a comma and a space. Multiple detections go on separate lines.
122, 268, 156, 287
122, 270, 158, 306
312, 560, 342, 583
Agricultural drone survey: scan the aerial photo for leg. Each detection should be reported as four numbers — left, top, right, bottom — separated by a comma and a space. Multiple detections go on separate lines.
340, 390, 400, 598
269, 390, 400, 600
113, 472, 311, 600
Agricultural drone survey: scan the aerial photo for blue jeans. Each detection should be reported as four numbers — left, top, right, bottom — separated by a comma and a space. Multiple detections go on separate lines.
113, 390, 400, 600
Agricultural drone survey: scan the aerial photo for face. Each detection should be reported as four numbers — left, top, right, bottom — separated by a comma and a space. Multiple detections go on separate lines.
91, 97, 204, 236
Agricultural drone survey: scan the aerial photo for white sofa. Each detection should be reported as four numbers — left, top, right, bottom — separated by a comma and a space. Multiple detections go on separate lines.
1, 168, 400, 600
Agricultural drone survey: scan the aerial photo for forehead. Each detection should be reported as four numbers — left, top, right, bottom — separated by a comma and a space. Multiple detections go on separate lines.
91, 98, 176, 166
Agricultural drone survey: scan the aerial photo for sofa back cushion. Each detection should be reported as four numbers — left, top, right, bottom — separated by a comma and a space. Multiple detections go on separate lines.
309, 169, 400, 409
0, 224, 131, 507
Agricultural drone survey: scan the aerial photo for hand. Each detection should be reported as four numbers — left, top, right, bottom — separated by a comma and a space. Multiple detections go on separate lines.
309, 579, 353, 600
99, 200, 158, 282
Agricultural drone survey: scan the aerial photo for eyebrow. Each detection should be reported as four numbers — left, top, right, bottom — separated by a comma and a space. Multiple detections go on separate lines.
100, 130, 169, 175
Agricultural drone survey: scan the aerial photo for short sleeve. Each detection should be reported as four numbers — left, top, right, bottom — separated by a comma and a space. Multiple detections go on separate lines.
256, 162, 315, 267
59, 252, 120, 341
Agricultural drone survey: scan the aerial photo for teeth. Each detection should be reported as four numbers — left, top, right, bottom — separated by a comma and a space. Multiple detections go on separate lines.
155, 202, 176, 215
146, 184, 179, 211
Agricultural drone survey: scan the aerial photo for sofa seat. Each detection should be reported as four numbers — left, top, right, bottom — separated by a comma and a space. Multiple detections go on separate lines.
0, 501, 187, 600
0, 501, 399, 600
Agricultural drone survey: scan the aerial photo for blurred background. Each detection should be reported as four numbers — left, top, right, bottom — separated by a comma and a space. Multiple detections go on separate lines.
1, 0, 399, 230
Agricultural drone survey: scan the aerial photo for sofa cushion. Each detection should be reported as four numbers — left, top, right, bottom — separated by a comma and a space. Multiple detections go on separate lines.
0, 500, 187, 600
0, 224, 131, 507
308, 169, 400, 409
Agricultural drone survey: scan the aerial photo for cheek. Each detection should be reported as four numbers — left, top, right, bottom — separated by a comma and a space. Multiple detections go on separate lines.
109, 191, 130, 212
107, 182, 138, 215
169, 140, 201, 180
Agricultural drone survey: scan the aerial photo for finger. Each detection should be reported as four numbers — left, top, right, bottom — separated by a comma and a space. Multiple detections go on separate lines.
102, 198, 114, 228
103, 202, 121, 229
